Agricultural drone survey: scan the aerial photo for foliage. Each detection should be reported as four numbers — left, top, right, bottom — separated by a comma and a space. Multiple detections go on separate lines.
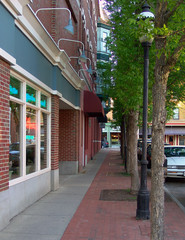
98, 0, 185, 125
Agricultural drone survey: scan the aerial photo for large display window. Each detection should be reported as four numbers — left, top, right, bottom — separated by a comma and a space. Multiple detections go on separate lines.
9, 77, 51, 180
9, 102, 21, 179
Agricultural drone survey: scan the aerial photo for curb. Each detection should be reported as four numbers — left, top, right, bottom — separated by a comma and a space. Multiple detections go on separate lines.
147, 170, 185, 215
164, 186, 185, 215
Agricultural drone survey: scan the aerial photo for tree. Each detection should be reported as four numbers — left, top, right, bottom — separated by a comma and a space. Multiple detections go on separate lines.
151, 1, 185, 239
98, 0, 148, 194
101, 0, 185, 239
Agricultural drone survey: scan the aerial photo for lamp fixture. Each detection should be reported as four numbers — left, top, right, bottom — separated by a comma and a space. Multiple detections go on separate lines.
139, 2, 155, 19
86, 58, 93, 74
78, 68, 91, 74
78, 67, 96, 76
138, 2, 155, 44
35, 7, 74, 35
58, 38, 87, 62
76, 57, 93, 75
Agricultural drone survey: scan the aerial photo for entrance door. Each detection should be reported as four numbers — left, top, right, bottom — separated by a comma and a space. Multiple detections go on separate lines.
169, 136, 174, 145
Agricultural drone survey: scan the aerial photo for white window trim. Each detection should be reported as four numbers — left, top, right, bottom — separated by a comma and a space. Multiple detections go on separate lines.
9, 77, 51, 185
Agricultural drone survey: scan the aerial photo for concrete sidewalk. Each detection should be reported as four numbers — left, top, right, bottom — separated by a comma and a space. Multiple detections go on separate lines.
0, 148, 185, 240
0, 150, 108, 240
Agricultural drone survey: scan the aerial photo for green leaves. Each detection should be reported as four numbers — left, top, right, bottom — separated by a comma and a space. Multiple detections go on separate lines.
98, 0, 185, 125
98, 0, 154, 123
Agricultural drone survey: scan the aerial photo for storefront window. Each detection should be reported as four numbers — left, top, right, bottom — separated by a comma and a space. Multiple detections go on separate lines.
26, 85, 36, 105
10, 77, 21, 99
9, 102, 21, 180
179, 136, 185, 145
9, 77, 50, 180
40, 112, 48, 169
41, 94, 48, 110
26, 108, 36, 174
111, 133, 121, 146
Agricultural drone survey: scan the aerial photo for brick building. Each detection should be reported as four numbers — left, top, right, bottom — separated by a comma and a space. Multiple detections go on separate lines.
0, 0, 104, 230
165, 103, 185, 145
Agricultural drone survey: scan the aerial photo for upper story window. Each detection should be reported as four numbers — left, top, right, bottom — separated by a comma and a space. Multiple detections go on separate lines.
102, 31, 108, 52
173, 108, 179, 120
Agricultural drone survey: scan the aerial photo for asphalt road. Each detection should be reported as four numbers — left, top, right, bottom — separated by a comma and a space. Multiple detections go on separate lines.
165, 177, 185, 210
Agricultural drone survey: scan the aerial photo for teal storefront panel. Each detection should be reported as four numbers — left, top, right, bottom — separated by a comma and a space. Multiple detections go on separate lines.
15, 26, 54, 89
54, 67, 80, 106
0, 4, 15, 56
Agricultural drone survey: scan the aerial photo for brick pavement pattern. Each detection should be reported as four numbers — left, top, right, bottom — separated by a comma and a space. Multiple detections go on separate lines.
61, 149, 185, 240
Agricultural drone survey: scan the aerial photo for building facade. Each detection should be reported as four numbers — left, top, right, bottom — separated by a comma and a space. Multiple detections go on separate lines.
0, 0, 104, 230
165, 103, 185, 145
96, 3, 121, 148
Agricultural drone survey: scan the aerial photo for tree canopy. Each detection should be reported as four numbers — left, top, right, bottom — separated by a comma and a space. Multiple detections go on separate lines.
99, 0, 185, 123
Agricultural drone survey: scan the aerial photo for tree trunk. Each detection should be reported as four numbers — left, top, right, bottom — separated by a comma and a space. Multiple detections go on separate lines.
122, 115, 127, 171
127, 110, 140, 194
120, 119, 124, 159
151, 37, 170, 240
126, 122, 131, 173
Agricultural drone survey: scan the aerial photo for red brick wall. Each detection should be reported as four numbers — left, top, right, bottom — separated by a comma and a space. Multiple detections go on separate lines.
81, 0, 99, 69
85, 116, 101, 163
0, 59, 10, 192
30, 0, 99, 75
30, 0, 80, 64
51, 95, 59, 170
78, 110, 84, 172
59, 109, 80, 163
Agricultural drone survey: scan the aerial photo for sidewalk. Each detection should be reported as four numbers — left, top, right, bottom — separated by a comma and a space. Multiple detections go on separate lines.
0, 148, 185, 240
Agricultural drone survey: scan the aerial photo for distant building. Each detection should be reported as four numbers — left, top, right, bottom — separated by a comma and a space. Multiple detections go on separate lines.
96, 4, 121, 147
165, 102, 185, 145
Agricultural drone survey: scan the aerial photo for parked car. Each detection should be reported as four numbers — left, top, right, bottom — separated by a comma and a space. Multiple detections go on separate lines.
102, 140, 109, 148
165, 145, 185, 178
147, 143, 170, 169
9, 142, 44, 169
137, 139, 152, 161
9, 142, 20, 167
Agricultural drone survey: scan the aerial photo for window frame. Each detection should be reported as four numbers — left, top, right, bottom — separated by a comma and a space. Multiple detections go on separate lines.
173, 108, 179, 120
9, 76, 51, 185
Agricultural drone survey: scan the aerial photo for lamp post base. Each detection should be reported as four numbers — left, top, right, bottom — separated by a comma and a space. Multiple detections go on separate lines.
136, 189, 150, 220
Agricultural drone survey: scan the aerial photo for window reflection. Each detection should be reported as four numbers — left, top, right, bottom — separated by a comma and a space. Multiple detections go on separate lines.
26, 108, 36, 174
40, 112, 48, 169
26, 85, 36, 105
10, 77, 21, 99
41, 94, 48, 110
9, 102, 21, 179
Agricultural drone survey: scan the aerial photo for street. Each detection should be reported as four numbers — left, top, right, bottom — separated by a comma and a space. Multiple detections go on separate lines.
165, 177, 185, 210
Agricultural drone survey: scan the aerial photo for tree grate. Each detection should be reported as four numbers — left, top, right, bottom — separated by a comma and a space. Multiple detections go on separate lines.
106, 172, 125, 176
99, 189, 137, 201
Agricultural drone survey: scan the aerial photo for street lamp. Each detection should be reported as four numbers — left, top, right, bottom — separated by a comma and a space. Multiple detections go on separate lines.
136, 1, 155, 220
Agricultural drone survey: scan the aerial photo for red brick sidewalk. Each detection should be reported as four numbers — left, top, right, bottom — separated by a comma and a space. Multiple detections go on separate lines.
61, 149, 185, 240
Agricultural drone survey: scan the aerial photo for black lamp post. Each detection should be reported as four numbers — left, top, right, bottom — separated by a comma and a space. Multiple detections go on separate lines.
136, 2, 154, 220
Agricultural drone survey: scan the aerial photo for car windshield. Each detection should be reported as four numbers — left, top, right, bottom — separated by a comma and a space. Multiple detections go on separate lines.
164, 147, 185, 157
